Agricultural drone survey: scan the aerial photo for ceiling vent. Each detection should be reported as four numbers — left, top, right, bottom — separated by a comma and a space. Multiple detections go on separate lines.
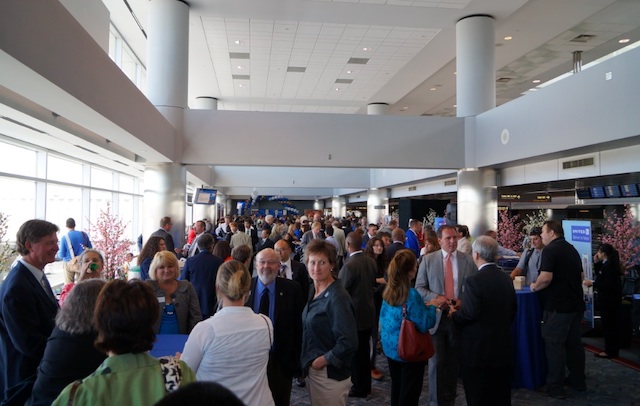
496, 77, 512, 83
408, 186, 417, 191
287, 66, 306, 73
444, 179, 457, 186
232, 74, 250, 80
570, 34, 595, 43
75, 145, 98, 154
562, 156, 594, 169
347, 57, 369, 65
229, 52, 250, 59
335, 79, 353, 84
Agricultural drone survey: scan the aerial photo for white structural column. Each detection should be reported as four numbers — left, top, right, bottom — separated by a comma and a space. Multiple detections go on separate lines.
142, 0, 189, 245
367, 103, 390, 225
456, 14, 495, 117
457, 169, 497, 237
193, 96, 219, 110
332, 196, 347, 219
191, 96, 219, 223
455, 15, 497, 237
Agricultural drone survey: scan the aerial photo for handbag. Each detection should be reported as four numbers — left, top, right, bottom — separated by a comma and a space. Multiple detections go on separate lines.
397, 303, 435, 362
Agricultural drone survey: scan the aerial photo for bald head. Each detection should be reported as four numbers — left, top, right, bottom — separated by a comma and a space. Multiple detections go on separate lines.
346, 232, 363, 253
274, 240, 292, 262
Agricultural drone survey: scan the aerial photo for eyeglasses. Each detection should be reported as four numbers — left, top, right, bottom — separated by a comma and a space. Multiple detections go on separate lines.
274, 248, 289, 252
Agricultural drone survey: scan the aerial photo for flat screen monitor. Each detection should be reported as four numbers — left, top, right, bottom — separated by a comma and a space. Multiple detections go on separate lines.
194, 188, 217, 204
576, 188, 591, 199
620, 184, 639, 197
604, 185, 621, 198
590, 186, 605, 199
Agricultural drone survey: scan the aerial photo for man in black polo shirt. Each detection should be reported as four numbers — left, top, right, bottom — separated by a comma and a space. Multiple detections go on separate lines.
530, 220, 586, 399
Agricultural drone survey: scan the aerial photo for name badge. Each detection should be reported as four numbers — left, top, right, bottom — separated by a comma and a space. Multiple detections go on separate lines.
157, 296, 166, 303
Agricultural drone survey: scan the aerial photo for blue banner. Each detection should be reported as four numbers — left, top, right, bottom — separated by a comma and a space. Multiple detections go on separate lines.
562, 220, 594, 328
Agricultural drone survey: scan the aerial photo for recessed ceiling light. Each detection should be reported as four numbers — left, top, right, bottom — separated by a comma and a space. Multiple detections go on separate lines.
454, 71, 457, 75
335, 87, 341, 91
430, 87, 436, 91
362, 47, 369, 51
237, 65, 244, 70
532, 79, 541, 83
529, 88, 537, 92
234, 40, 244, 45
619, 38, 630, 44
347, 70, 353, 74
453, 104, 457, 108
239, 84, 245, 88
504, 36, 513, 41
401, 106, 409, 111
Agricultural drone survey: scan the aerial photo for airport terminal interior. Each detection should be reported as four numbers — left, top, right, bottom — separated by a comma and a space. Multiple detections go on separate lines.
2, 0, 640, 404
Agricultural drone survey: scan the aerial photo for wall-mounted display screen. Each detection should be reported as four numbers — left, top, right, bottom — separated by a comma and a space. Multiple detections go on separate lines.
620, 184, 639, 197
590, 186, 606, 199
604, 185, 621, 198
576, 188, 591, 199
194, 188, 217, 204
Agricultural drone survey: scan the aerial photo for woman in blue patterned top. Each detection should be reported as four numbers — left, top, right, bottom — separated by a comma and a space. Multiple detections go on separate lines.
379, 249, 437, 406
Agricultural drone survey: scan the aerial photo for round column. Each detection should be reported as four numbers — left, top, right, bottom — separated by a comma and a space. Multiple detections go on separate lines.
457, 168, 497, 238
367, 188, 388, 226
143, 163, 187, 247
456, 15, 495, 117
331, 196, 347, 219
194, 96, 218, 110
367, 103, 388, 115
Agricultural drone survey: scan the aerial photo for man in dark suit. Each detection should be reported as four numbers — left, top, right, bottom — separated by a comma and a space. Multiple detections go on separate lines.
255, 226, 275, 253
415, 224, 477, 406
0, 219, 60, 405
150, 216, 177, 255
274, 240, 310, 302
244, 219, 259, 249
247, 248, 304, 406
385, 227, 406, 261
450, 235, 517, 406
180, 233, 223, 320
339, 232, 377, 398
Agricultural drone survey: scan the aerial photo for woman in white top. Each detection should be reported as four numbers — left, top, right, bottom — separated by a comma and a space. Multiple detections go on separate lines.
181, 260, 274, 406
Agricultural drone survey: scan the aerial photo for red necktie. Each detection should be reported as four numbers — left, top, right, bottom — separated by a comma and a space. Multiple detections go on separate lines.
444, 253, 455, 299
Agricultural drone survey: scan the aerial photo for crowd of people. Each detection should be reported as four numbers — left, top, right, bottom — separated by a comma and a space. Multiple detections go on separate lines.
0, 211, 622, 405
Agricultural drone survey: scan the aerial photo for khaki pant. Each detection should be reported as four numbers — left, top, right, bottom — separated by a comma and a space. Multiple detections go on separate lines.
63, 260, 78, 284
307, 366, 350, 406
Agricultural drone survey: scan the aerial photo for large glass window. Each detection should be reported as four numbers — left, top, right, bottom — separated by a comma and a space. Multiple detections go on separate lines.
119, 174, 135, 193
45, 184, 83, 232
91, 167, 113, 189
0, 177, 36, 241
0, 142, 37, 177
47, 155, 83, 185
89, 190, 114, 230
118, 193, 136, 241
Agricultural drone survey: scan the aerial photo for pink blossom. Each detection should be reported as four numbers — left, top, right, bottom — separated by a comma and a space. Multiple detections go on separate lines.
89, 203, 134, 280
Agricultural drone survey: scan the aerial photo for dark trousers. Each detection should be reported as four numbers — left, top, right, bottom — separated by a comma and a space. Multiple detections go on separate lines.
387, 357, 426, 406
428, 316, 459, 406
460, 365, 511, 406
601, 302, 621, 356
541, 310, 586, 393
266, 354, 292, 406
351, 328, 372, 394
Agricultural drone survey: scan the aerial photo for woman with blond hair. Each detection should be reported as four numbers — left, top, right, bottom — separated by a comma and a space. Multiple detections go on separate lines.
146, 251, 201, 334
379, 250, 438, 406
181, 260, 274, 406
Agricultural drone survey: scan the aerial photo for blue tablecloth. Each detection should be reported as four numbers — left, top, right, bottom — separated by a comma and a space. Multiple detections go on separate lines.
150, 334, 189, 358
511, 287, 547, 389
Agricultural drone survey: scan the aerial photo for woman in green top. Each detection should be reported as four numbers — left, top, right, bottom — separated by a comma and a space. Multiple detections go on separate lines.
53, 280, 196, 405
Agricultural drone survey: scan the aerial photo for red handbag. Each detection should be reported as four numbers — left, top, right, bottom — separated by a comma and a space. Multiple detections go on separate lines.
397, 303, 435, 362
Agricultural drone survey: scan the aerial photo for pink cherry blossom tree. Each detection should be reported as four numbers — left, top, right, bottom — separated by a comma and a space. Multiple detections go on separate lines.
600, 204, 640, 270
89, 203, 134, 280
497, 209, 523, 252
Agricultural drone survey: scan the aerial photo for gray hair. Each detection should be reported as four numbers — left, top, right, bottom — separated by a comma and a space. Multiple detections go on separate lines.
471, 235, 499, 263
56, 279, 107, 335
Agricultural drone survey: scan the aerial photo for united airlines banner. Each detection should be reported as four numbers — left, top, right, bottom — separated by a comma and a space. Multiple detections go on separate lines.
562, 220, 594, 328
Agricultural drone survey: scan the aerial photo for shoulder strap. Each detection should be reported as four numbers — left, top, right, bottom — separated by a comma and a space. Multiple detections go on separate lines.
260, 314, 273, 347
67, 380, 82, 406
522, 248, 535, 275
65, 234, 75, 258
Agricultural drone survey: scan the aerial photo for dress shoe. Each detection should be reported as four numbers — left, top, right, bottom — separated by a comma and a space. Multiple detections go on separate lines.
594, 352, 613, 359
294, 377, 306, 387
564, 378, 587, 392
536, 385, 566, 399
371, 368, 383, 380
348, 389, 368, 398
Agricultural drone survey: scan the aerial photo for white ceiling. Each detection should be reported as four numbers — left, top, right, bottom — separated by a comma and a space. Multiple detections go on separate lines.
105, 0, 640, 117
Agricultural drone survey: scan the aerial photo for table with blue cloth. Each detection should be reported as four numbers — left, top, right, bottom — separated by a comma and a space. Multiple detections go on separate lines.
511, 287, 547, 389
150, 334, 189, 358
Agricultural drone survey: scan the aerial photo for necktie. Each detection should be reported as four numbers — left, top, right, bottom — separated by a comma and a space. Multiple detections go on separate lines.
259, 289, 270, 316
444, 253, 455, 299
41, 274, 57, 304
279, 264, 287, 278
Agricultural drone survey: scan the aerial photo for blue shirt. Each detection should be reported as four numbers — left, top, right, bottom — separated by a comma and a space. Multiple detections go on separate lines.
379, 288, 436, 362
404, 230, 420, 258
253, 279, 275, 323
